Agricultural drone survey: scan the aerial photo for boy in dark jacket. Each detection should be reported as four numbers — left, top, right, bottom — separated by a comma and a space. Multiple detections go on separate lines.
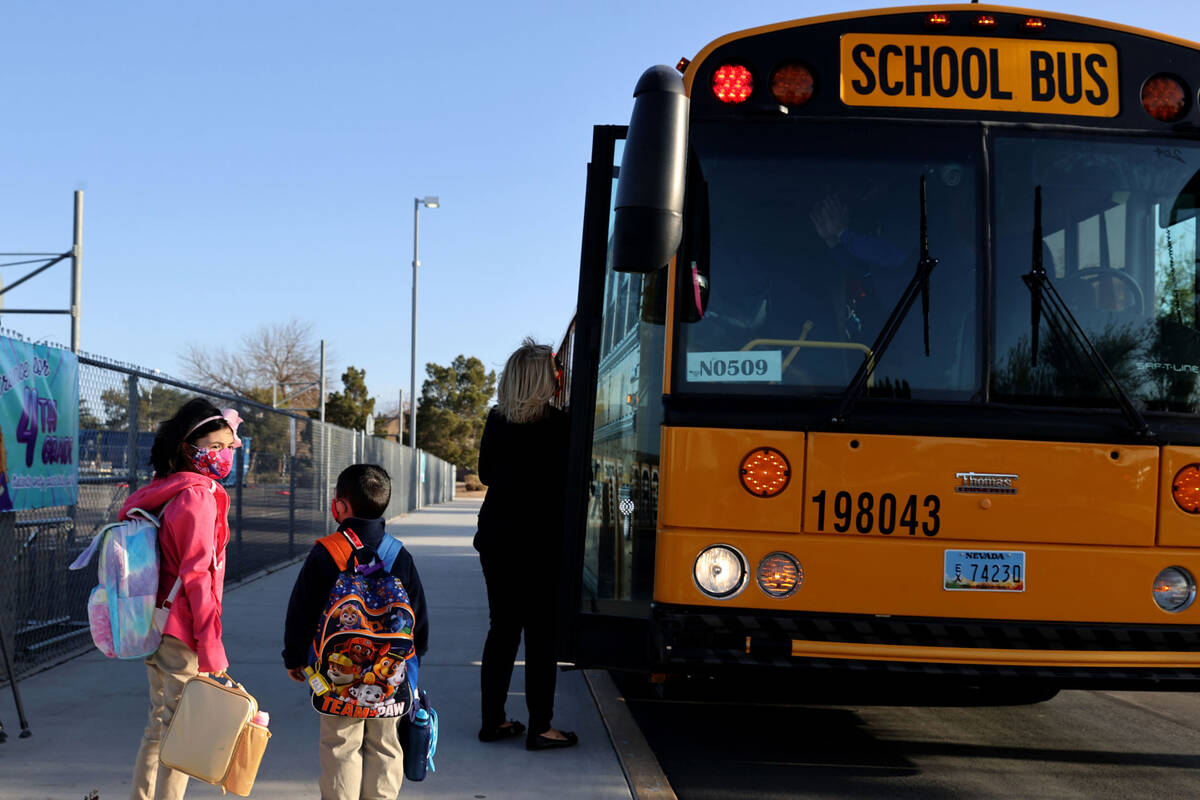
283, 463, 429, 799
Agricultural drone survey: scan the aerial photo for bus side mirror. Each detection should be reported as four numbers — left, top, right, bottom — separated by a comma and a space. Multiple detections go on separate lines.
612, 65, 690, 274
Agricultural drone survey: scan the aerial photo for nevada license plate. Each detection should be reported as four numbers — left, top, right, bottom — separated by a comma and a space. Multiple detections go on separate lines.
943, 550, 1025, 592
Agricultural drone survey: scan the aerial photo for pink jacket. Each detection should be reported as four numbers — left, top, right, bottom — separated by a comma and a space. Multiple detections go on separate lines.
119, 471, 230, 672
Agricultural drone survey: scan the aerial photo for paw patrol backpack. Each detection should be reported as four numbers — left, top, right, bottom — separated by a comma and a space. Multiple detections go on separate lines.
308, 530, 416, 719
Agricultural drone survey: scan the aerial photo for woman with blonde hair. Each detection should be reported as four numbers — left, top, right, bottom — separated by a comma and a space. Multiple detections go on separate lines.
473, 338, 577, 750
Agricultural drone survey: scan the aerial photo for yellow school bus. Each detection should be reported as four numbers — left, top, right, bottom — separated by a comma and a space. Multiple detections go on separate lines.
559, 5, 1200, 695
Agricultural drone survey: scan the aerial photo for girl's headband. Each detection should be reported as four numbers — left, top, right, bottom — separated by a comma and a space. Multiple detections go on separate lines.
184, 408, 243, 447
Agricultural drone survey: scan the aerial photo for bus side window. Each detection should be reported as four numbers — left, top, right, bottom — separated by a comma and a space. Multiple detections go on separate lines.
677, 157, 710, 324
640, 266, 670, 325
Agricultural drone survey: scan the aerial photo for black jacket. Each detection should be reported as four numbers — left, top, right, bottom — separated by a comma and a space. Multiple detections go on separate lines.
474, 405, 570, 555
281, 516, 429, 670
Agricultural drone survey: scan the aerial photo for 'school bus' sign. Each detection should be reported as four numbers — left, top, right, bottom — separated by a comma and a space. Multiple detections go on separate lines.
0, 336, 79, 510
840, 34, 1119, 117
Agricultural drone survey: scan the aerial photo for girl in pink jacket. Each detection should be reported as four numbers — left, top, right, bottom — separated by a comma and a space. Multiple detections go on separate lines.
123, 398, 242, 800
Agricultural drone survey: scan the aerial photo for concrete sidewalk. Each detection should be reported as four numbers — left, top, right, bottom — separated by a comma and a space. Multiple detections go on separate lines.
0, 497, 632, 800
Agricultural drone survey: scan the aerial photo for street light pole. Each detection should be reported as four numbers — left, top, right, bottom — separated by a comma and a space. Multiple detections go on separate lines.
411, 195, 439, 510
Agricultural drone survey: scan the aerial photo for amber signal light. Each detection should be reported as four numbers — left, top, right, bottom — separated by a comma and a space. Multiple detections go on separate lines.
740, 447, 790, 497
924, 13, 950, 28
973, 15, 996, 28
757, 552, 803, 598
1142, 74, 1189, 122
1172, 464, 1200, 514
1024, 17, 1046, 30
771, 63, 815, 106
712, 64, 753, 103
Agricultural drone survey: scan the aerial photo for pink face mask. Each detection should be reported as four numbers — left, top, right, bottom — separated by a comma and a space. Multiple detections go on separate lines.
189, 445, 235, 480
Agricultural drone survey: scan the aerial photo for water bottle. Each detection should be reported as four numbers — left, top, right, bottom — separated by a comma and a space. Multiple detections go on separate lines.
304, 665, 331, 696
405, 705, 434, 781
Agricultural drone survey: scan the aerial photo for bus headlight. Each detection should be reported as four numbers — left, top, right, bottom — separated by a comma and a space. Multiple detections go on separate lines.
757, 552, 803, 598
1152, 567, 1196, 612
693, 545, 747, 599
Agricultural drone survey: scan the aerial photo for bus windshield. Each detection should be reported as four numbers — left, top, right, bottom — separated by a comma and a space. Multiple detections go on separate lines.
677, 121, 981, 401
677, 122, 1200, 413
993, 133, 1200, 413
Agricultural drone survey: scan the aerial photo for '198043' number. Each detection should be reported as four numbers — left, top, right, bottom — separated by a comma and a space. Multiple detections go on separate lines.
810, 490, 940, 536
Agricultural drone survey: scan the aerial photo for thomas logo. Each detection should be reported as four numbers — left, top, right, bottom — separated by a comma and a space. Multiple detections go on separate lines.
955, 472, 1018, 494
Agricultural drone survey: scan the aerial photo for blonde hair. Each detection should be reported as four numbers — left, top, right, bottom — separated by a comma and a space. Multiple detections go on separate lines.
496, 338, 556, 424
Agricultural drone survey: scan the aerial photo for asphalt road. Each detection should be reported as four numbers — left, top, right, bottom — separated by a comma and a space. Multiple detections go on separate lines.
614, 675, 1200, 799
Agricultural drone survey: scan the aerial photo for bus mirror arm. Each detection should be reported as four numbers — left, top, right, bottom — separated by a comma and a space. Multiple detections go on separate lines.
1020, 185, 1153, 439
832, 175, 938, 425
612, 65, 690, 274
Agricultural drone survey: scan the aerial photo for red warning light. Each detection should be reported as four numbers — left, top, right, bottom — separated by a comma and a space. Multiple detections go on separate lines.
771, 63, 815, 106
1142, 74, 1189, 122
712, 64, 753, 104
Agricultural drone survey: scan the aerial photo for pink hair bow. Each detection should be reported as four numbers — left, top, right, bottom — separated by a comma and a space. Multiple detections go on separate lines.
221, 408, 244, 448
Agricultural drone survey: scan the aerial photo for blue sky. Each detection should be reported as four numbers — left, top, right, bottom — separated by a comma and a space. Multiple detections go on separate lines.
3, 1, 1196, 414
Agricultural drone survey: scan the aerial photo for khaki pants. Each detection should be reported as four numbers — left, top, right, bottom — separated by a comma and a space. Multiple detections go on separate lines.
130, 635, 197, 800
319, 713, 405, 800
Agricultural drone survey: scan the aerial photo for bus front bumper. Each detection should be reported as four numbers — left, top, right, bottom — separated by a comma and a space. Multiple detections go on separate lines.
651, 604, 1200, 687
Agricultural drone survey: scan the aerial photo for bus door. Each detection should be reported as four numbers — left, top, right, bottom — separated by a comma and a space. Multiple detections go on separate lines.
559, 125, 668, 670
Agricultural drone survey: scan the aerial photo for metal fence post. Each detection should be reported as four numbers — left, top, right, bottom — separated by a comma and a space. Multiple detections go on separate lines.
235, 444, 244, 559
70, 190, 83, 354
127, 375, 140, 490
288, 418, 296, 557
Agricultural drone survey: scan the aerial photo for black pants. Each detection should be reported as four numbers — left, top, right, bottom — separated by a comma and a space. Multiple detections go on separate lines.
479, 550, 557, 735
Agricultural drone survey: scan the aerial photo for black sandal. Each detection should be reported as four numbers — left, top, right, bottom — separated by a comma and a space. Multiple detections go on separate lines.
526, 730, 579, 751
478, 720, 526, 742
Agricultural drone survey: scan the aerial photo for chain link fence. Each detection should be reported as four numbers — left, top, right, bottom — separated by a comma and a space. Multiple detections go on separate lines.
0, 354, 454, 681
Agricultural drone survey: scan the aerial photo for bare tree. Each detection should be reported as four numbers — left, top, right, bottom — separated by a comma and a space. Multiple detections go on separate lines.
181, 343, 251, 396
182, 319, 322, 408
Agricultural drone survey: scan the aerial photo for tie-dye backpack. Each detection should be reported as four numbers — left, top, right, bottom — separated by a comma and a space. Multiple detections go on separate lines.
68, 507, 182, 660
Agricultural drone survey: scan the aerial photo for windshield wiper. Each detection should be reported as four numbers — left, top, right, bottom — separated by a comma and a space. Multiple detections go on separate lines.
833, 175, 937, 424
1021, 185, 1152, 438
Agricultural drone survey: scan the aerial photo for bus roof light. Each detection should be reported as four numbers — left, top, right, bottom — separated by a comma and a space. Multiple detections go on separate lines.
1142, 74, 1189, 122
713, 64, 753, 103
924, 13, 950, 28
770, 63, 815, 106
973, 15, 997, 28
1023, 17, 1046, 30
676, 57, 690, 73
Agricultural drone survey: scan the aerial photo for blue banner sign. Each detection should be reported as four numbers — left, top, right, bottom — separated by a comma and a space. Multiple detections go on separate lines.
0, 338, 79, 510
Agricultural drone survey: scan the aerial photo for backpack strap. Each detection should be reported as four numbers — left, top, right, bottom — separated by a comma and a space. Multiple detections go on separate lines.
376, 534, 403, 573
126, 507, 161, 526
317, 529, 365, 571
317, 529, 401, 572
319, 527, 403, 573
68, 507, 162, 571
160, 576, 183, 611
153, 494, 196, 615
